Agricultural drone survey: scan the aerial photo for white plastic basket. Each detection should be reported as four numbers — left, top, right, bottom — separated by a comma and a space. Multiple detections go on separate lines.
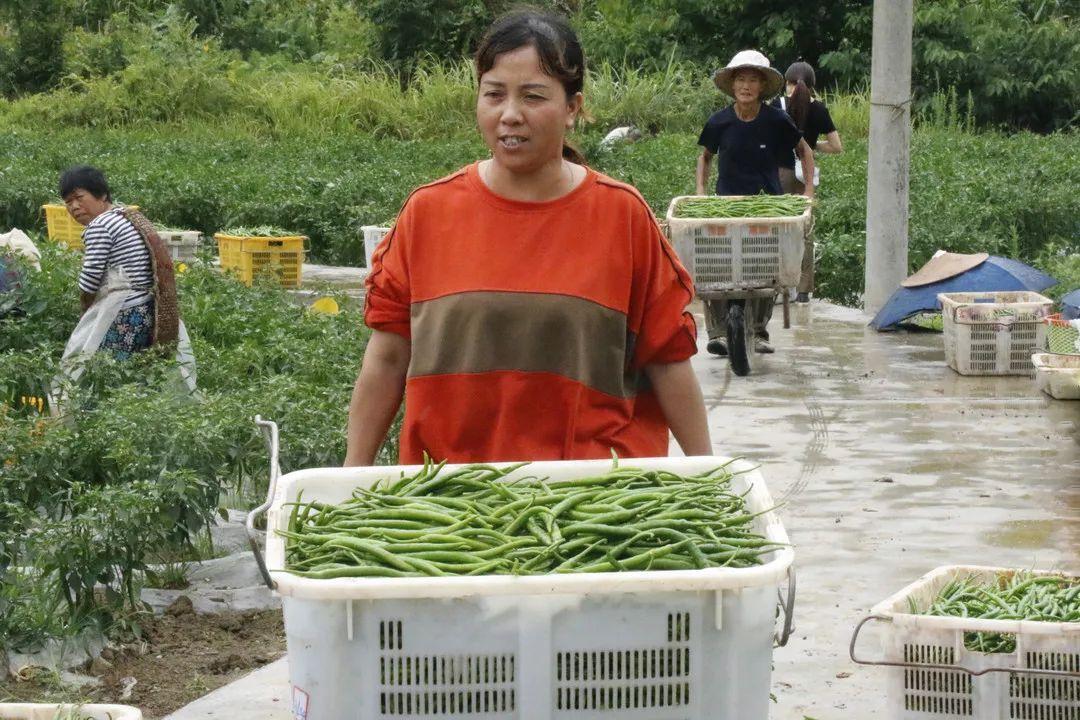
850, 565, 1080, 720
1032, 352, 1080, 400
156, 229, 201, 262
247, 420, 794, 720
362, 225, 391, 269
938, 292, 1053, 376
0, 704, 142, 719
664, 195, 809, 290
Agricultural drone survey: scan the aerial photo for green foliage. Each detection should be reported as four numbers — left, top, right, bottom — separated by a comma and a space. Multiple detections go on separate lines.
363, 0, 492, 79
575, 0, 679, 69
1, 117, 1077, 288
3, 0, 68, 94
0, 125, 485, 265
821, 0, 1079, 131
915, 0, 1079, 132
0, 244, 397, 649
3, 0, 1076, 130
809, 129, 1080, 305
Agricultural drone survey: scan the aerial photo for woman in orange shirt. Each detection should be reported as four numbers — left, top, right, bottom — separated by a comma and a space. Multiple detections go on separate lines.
345, 9, 711, 465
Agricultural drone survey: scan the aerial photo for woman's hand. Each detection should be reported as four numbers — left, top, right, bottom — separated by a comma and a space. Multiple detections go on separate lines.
344, 329, 411, 466
644, 359, 712, 456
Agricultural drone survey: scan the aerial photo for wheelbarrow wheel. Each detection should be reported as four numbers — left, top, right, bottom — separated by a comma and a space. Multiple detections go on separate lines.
727, 302, 751, 376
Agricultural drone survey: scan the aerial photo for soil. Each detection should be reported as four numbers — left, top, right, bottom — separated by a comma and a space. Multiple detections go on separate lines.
1, 599, 286, 719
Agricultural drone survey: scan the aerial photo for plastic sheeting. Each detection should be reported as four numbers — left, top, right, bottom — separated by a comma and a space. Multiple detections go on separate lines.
1062, 289, 1080, 321
870, 256, 1057, 330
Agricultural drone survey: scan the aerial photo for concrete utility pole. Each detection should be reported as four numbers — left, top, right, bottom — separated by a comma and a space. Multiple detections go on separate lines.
864, 0, 914, 314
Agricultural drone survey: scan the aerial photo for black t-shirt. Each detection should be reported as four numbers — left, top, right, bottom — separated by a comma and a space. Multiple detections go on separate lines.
697, 103, 802, 196
770, 97, 836, 169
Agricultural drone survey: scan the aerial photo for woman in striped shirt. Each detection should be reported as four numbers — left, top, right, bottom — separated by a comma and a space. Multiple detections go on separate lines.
60, 165, 179, 359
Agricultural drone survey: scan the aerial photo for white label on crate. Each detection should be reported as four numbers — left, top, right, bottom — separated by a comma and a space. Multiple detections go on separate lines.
292, 686, 310, 720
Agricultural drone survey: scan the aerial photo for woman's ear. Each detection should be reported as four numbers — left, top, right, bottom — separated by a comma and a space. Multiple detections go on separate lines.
566, 92, 584, 129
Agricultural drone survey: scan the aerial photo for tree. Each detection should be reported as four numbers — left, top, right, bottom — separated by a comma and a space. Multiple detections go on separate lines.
361, 0, 493, 81
5, 0, 68, 94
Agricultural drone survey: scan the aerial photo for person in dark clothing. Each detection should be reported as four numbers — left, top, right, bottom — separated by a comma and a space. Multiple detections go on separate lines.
695, 50, 815, 356
772, 61, 843, 302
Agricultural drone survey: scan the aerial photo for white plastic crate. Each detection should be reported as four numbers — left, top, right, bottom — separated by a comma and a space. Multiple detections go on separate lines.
0, 704, 142, 719
156, 229, 201, 262
362, 225, 391, 269
938, 292, 1053, 376
258, 454, 794, 720
851, 565, 1080, 720
664, 195, 809, 290
1032, 353, 1080, 400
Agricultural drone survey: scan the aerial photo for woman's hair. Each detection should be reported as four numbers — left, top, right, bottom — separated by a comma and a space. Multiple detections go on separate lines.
475, 9, 586, 165
59, 165, 111, 201
783, 61, 816, 133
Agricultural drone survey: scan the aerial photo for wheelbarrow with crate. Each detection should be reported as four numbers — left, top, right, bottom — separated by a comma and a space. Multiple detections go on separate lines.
245, 417, 796, 720
665, 195, 811, 376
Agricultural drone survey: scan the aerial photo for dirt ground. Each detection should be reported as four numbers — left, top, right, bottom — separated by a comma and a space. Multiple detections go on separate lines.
1, 598, 285, 719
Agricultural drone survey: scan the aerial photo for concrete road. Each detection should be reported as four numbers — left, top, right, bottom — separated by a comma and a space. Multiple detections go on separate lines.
165, 300, 1079, 720
695, 301, 1079, 719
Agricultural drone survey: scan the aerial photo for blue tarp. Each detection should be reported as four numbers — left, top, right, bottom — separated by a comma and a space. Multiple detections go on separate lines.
871, 256, 1058, 330
1062, 289, 1080, 321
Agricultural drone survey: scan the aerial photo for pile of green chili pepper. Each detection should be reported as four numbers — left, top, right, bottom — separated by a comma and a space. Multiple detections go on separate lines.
673, 195, 811, 219
280, 460, 783, 579
911, 572, 1080, 653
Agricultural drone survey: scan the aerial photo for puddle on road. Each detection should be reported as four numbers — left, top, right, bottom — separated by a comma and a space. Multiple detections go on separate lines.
984, 519, 1061, 549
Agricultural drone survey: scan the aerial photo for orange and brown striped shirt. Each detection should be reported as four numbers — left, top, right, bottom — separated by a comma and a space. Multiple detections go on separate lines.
365, 162, 697, 464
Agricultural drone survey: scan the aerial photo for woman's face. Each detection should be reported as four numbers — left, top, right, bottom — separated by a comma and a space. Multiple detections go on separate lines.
63, 188, 110, 225
732, 69, 764, 104
477, 44, 582, 176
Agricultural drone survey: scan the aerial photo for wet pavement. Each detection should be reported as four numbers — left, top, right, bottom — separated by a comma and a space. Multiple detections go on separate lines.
694, 300, 1080, 719
165, 298, 1079, 720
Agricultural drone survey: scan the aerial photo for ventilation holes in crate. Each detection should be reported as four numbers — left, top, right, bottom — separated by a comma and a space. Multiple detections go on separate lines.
1009, 650, 1080, 720
693, 233, 733, 285
554, 612, 693, 712
1009, 324, 1039, 371
377, 620, 516, 717
740, 235, 781, 285
902, 644, 973, 716
968, 327, 1000, 372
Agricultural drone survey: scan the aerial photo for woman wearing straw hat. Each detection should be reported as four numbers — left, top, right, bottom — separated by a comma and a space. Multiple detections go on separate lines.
695, 50, 814, 357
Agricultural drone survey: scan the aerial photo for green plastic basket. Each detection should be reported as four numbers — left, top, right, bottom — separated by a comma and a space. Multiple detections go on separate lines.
1045, 316, 1080, 354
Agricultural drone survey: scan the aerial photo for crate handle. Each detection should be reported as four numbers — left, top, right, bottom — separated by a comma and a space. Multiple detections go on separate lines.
247, 415, 282, 590
775, 566, 797, 647
849, 614, 1080, 678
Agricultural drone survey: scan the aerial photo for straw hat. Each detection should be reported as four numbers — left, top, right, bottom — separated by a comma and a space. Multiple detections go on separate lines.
712, 50, 785, 99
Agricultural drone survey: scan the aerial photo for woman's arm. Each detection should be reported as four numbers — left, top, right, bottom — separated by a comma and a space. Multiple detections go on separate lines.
816, 130, 843, 154
695, 149, 714, 195
344, 329, 411, 466
645, 360, 712, 456
796, 139, 815, 199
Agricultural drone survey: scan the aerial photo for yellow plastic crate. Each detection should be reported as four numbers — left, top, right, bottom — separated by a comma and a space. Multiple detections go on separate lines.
215, 233, 305, 288
42, 203, 87, 250
42, 204, 140, 251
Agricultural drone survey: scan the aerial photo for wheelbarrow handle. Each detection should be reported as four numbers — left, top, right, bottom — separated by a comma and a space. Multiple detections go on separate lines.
775, 565, 797, 647
849, 614, 1080, 678
246, 415, 281, 590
